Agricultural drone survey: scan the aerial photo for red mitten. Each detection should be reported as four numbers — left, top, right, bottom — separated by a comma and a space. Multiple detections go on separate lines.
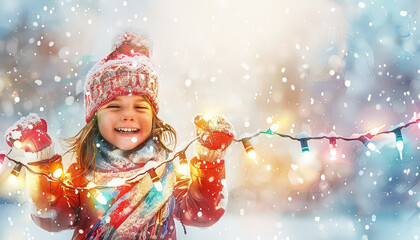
193, 113, 235, 162
5, 114, 54, 162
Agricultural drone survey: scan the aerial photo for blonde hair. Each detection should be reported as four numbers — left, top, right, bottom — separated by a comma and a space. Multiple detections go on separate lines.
66, 96, 177, 171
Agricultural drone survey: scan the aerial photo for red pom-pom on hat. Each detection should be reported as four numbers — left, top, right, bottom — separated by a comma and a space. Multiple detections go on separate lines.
105, 31, 152, 61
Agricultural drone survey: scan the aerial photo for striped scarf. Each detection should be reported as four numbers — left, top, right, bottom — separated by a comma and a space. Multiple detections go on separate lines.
85, 136, 175, 239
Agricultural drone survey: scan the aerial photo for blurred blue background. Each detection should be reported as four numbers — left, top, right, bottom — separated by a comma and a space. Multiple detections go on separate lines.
0, 0, 419, 239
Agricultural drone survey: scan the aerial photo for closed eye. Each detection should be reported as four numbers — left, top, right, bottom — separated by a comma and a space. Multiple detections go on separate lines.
107, 105, 120, 109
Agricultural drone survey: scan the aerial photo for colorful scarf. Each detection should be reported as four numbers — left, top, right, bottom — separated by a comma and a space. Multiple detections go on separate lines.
85, 136, 176, 240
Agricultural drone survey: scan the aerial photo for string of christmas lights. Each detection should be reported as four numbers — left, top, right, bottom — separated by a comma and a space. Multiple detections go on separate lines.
1, 117, 419, 205
235, 117, 420, 163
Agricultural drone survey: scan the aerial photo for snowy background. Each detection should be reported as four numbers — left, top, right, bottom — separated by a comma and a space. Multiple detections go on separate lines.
0, 0, 420, 239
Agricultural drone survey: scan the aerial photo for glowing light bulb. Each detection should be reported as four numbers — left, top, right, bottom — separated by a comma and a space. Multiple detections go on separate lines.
90, 189, 107, 205
302, 150, 311, 160
241, 139, 258, 164
394, 128, 404, 160
96, 192, 107, 205
48, 155, 64, 179
52, 168, 63, 179
13, 140, 22, 149
300, 139, 309, 153
367, 142, 377, 151
369, 128, 380, 135
8, 163, 23, 184
247, 149, 257, 161
149, 169, 163, 192
359, 135, 380, 153
177, 164, 189, 176
329, 138, 337, 161
269, 123, 279, 133
368, 125, 385, 136
177, 151, 189, 175
153, 181, 163, 191
8, 174, 17, 184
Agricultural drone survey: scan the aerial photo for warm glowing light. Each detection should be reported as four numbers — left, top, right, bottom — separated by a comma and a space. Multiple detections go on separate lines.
176, 151, 189, 175
369, 125, 385, 135
8, 174, 17, 184
242, 139, 258, 164
8, 163, 23, 185
96, 192, 107, 205
90, 189, 107, 205
269, 123, 279, 133
13, 140, 22, 149
149, 169, 163, 192
329, 138, 337, 161
177, 163, 190, 176
153, 181, 163, 192
247, 149, 257, 162
302, 151, 311, 160
52, 168, 63, 179
48, 156, 64, 179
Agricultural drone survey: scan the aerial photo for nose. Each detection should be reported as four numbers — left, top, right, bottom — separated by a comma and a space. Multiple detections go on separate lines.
121, 112, 135, 122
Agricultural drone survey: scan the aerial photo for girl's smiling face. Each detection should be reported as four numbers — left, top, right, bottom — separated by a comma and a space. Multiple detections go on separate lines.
97, 95, 153, 150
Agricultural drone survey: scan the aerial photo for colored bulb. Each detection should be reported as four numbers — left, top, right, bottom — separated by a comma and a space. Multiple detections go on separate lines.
300, 139, 309, 153
96, 192, 107, 205
177, 163, 189, 176
242, 139, 258, 164
269, 123, 279, 133
369, 128, 380, 135
367, 142, 377, 151
394, 128, 404, 160
52, 168, 63, 179
247, 149, 257, 162
302, 150, 311, 160
149, 169, 163, 191
8, 174, 17, 184
177, 152, 190, 175
153, 181, 163, 192
396, 140, 403, 152
329, 138, 337, 160
396, 140, 403, 160
91, 189, 107, 205
360, 136, 379, 153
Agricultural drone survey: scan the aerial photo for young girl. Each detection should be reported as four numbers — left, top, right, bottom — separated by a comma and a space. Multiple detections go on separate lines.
4, 32, 235, 239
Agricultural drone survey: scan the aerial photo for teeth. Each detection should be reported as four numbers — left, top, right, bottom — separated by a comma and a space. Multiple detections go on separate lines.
115, 128, 139, 133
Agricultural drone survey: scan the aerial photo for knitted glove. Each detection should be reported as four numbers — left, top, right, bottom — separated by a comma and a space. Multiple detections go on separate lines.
193, 113, 235, 162
5, 113, 55, 163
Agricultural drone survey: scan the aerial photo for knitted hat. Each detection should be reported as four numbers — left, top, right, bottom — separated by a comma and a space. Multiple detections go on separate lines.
84, 31, 159, 122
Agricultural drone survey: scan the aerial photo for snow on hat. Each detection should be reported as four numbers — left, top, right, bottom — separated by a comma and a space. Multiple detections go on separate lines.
84, 31, 159, 122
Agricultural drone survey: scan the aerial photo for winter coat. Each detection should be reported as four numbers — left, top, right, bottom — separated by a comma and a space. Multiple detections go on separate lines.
26, 155, 226, 240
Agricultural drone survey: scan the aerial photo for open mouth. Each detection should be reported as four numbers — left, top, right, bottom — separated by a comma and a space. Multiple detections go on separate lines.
115, 128, 140, 133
